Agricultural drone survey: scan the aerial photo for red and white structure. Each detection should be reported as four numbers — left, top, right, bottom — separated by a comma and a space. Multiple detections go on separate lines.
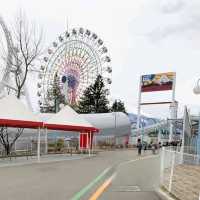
0, 95, 43, 161
43, 105, 99, 155
0, 95, 99, 161
137, 72, 177, 142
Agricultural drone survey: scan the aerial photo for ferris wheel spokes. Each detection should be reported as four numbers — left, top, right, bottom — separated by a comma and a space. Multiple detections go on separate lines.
38, 27, 112, 110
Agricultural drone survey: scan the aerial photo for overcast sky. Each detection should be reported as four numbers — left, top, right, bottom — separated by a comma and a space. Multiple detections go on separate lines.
1, 0, 200, 118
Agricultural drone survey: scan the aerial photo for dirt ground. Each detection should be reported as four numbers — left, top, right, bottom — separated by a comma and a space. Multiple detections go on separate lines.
163, 164, 200, 200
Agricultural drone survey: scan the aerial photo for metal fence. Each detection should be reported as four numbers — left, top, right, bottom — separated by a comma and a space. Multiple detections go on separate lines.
0, 137, 47, 157
160, 147, 200, 200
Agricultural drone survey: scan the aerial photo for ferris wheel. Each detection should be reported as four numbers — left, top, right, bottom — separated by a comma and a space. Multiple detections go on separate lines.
38, 27, 112, 112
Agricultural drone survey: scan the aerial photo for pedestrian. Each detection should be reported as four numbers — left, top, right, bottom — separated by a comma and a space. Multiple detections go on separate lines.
158, 142, 162, 153
137, 138, 142, 156
152, 143, 156, 154
143, 143, 147, 153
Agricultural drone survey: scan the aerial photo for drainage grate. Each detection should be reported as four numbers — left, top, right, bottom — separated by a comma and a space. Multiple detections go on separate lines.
113, 185, 141, 192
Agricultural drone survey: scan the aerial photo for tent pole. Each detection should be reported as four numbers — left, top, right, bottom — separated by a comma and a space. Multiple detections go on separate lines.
79, 132, 82, 154
14, 140, 16, 152
80, 133, 82, 154
88, 132, 90, 157
30, 136, 33, 155
93, 133, 95, 152
79, 133, 80, 151
90, 132, 93, 155
94, 133, 97, 152
37, 127, 41, 162
92, 132, 94, 154
45, 128, 48, 154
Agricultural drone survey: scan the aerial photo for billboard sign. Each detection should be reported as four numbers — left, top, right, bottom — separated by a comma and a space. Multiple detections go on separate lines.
141, 72, 175, 92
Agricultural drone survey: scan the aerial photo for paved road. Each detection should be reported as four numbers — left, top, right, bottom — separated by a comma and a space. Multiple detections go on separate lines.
0, 150, 164, 200
99, 154, 162, 200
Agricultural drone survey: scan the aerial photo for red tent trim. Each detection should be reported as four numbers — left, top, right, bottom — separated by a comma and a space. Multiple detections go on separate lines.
44, 123, 99, 133
0, 119, 43, 129
0, 119, 99, 132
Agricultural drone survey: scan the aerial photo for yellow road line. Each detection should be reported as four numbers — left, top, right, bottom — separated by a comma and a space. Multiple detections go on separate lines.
89, 173, 116, 200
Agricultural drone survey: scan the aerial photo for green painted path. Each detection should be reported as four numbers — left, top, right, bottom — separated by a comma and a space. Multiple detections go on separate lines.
70, 167, 111, 200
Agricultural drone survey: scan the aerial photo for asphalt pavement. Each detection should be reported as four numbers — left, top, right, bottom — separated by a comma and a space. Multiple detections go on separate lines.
99, 154, 163, 200
0, 149, 165, 200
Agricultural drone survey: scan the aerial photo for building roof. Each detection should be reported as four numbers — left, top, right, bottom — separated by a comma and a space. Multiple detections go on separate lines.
81, 112, 130, 128
0, 95, 43, 128
81, 112, 131, 136
39, 112, 131, 136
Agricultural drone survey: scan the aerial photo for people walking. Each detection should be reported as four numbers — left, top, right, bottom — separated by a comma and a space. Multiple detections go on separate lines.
143, 142, 147, 153
152, 143, 156, 154
137, 138, 142, 156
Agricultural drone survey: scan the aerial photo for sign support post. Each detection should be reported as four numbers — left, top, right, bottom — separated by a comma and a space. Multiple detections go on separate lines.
137, 72, 176, 145
169, 73, 177, 142
136, 76, 142, 137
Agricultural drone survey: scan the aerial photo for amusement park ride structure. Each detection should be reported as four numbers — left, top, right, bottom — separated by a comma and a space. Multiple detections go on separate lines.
37, 27, 112, 112
0, 16, 16, 97
0, 16, 32, 109
0, 16, 112, 112
0, 16, 33, 109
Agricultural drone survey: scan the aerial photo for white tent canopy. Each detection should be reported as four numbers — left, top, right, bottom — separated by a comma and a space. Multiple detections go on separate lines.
37, 113, 54, 123
0, 95, 42, 162
44, 105, 98, 132
0, 95, 42, 128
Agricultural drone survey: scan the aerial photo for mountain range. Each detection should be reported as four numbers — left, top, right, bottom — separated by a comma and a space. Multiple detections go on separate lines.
127, 113, 160, 129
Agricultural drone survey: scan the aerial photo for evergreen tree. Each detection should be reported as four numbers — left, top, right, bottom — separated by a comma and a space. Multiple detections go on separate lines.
111, 100, 126, 113
77, 75, 110, 113
42, 73, 66, 113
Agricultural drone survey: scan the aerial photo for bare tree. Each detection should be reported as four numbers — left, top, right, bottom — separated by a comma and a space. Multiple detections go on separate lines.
0, 127, 24, 155
0, 13, 43, 155
7, 12, 43, 98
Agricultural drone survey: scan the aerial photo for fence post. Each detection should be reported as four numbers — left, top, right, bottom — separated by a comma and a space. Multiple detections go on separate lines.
160, 146, 165, 185
169, 151, 175, 192
196, 154, 199, 165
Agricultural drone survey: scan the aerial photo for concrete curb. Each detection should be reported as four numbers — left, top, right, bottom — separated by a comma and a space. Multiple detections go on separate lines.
0, 154, 96, 168
156, 188, 176, 200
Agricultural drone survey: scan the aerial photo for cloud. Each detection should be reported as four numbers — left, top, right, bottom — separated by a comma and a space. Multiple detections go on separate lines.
152, 0, 200, 41
148, 16, 200, 42
131, 0, 200, 43
160, 0, 185, 14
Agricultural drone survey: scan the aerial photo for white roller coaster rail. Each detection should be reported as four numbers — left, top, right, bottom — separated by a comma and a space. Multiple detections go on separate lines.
132, 120, 168, 135
0, 16, 14, 94
0, 16, 33, 110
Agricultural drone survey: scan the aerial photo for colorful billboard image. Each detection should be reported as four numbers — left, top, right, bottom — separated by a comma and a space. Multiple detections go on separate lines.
141, 72, 175, 92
